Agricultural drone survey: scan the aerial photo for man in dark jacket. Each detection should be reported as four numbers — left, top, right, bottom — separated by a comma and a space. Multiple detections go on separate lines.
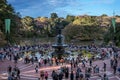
70, 71, 74, 80
58, 71, 64, 80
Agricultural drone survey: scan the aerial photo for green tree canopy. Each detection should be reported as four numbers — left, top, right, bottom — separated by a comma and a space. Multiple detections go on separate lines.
64, 24, 105, 41
51, 13, 58, 19
104, 23, 120, 46
21, 16, 34, 31
66, 15, 75, 23
0, 0, 22, 45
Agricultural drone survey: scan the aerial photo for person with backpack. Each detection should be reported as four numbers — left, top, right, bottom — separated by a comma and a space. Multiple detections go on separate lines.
51, 70, 58, 80
58, 71, 64, 80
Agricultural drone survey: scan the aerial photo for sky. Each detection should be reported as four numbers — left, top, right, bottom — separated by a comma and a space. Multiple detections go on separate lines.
7, 0, 120, 18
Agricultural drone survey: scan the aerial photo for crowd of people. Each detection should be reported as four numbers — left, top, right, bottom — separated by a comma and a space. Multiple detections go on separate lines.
7, 65, 20, 80
0, 43, 120, 80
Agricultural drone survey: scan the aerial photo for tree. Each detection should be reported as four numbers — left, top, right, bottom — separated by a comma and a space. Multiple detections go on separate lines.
34, 17, 51, 37
50, 13, 58, 19
66, 15, 75, 23
21, 16, 34, 31
21, 16, 35, 37
104, 23, 120, 46
0, 0, 22, 45
73, 16, 98, 26
49, 13, 61, 36
64, 24, 105, 41
101, 14, 108, 17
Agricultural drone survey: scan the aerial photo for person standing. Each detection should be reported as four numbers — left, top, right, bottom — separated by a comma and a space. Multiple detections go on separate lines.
14, 55, 18, 63
7, 65, 12, 75
7, 74, 13, 80
110, 58, 113, 68
70, 71, 74, 80
89, 59, 92, 66
75, 71, 79, 80
103, 62, 106, 72
44, 59, 47, 66
51, 70, 58, 80
15, 67, 20, 79
65, 67, 69, 79
44, 71, 48, 80
40, 71, 44, 80
79, 72, 84, 80
31, 56, 34, 64
9, 54, 12, 61
35, 65, 39, 73
113, 58, 118, 74
102, 73, 109, 80
118, 66, 120, 75
38, 58, 41, 67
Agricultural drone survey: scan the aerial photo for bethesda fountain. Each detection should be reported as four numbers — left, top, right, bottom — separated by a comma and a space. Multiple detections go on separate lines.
51, 24, 70, 59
